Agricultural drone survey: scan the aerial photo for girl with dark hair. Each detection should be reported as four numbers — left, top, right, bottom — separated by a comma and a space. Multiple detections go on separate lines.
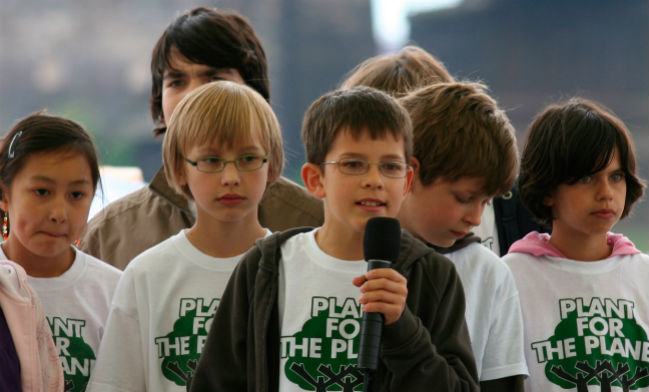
504, 98, 647, 392
0, 112, 121, 390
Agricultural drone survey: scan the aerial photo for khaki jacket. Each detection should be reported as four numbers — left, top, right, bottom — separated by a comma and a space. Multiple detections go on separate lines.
80, 168, 324, 269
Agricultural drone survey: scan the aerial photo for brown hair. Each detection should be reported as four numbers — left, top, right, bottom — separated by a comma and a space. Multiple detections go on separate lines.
301, 87, 412, 166
0, 111, 101, 200
163, 81, 283, 199
340, 45, 453, 97
399, 82, 518, 196
150, 7, 269, 135
519, 98, 645, 225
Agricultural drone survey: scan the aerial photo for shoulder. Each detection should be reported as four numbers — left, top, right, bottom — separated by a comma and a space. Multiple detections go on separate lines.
260, 176, 324, 229
75, 250, 122, 280
87, 186, 157, 225
450, 243, 513, 279
127, 233, 184, 270
398, 231, 459, 295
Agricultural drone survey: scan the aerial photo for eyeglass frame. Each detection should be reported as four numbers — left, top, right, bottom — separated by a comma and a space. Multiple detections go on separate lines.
183, 154, 269, 173
321, 158, 411, 178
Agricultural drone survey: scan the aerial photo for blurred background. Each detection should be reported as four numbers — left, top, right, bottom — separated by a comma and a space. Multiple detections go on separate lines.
0, 0, 647, 249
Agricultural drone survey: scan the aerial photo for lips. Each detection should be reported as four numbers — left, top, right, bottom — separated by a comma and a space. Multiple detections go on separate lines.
450, 230, 468, 239
356, 199, 386, 210
39, 231, 67, 238
218, 194, 245, 205
592, 209, 616, 219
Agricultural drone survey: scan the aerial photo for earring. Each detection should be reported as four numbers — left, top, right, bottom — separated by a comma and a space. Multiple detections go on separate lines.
74, 239, 80, 247
2, 213, 8, 241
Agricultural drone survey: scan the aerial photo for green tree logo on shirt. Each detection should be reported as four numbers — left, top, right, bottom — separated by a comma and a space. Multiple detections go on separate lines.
48, 317, 95, 392
154, 297, 218, 387
281, 296, 365, 391
531, 297, 649, 391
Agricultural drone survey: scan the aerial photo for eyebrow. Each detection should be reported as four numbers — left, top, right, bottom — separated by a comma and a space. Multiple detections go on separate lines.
338, 153, 406, 161
163, 67, 226, 80
30, 176, 92, 186
194, 145, 266, 155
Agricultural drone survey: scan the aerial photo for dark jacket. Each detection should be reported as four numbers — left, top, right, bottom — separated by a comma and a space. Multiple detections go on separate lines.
190, 227, 479, 392
493, 182, 546, 256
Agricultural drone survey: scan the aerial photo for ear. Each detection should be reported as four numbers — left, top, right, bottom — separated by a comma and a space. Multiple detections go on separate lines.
0, 184, 8, 211
403, 156, 418, 196
301, 163, 326, 199
542, 194, 554, 207
266, 164, 280, 184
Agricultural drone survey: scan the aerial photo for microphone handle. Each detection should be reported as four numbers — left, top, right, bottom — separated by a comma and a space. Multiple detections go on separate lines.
357, 259, 392, 371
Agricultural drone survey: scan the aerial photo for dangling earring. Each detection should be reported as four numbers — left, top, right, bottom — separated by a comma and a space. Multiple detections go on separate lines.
2, 213, 8, 241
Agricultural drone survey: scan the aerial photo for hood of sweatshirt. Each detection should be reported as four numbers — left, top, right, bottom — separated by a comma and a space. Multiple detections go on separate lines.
508, 231, 639, 258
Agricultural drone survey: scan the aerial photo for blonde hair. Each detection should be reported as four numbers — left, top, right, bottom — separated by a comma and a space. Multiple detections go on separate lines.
163, 81, 283, 199
340, 45, 454, 97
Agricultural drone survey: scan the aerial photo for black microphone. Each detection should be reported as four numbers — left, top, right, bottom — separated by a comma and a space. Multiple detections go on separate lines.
357, 217, 401, 372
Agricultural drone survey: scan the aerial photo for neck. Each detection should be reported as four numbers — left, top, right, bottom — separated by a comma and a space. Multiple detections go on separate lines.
548, 228, 611, 261
1, 241, 74, 277
187, 217, 266, 258
315, 225, 364, 261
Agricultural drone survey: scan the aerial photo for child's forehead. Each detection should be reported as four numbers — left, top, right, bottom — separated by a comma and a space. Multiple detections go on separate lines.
432, 176, 491, 195
334, 126, 405, 148
186, 129, 265, 153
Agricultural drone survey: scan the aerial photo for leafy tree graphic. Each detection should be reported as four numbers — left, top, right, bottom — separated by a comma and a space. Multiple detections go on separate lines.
48, 319, 95, 392
542, 310, 649, 390
157, 308, 212, 387
284, 302, 363, 391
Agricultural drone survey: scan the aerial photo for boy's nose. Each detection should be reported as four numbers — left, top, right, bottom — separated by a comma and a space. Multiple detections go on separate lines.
463, 203, 483, 227
220, 162, 241, 186
362, 164, 384, 189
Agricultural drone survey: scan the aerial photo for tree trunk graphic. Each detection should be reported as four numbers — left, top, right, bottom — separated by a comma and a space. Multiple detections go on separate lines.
620, 367, 649, 392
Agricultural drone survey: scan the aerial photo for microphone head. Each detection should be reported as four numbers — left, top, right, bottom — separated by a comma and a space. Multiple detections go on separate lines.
363, 217, 401, 263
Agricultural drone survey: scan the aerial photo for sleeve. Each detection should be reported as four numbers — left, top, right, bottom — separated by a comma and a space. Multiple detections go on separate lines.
189, 248, 258, 392
480, 268, 528, 381
86, 270, 146, 392
378, 259, 479, 392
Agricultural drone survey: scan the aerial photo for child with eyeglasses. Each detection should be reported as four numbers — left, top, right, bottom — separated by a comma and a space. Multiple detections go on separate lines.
190, 86, 478, 391
87, 81, 283, 391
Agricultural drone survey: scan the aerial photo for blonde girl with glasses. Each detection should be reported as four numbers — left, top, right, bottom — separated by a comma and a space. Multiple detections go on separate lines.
88, 81, 284, 392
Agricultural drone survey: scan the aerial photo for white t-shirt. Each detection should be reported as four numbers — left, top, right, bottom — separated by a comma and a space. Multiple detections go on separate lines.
278, 229, 367, 392
473, 203, 500, 255
88, 229, 269, 392
0, 246, 122, 391
444, 242, 528, 380
504, 251, 649, 392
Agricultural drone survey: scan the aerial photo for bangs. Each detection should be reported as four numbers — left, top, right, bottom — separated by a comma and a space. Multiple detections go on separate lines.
561, 111, 620, 184
175, 99, 265, 155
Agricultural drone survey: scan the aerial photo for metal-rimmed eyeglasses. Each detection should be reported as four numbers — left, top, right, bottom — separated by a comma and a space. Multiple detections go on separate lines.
321, 158, 409, 178
184, 154, 269, 173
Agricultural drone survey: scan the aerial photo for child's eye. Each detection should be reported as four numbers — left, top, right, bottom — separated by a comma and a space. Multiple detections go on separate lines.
454, 195, 470, 204
577, 176, 592, 184
202, 157, 223, 164
341, 159, 366, 169
611, 172, 625, 182
165, 79, 184, 88
238, 155, 258, 163
35, 189, 50, 196
70, 191, 86, 200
